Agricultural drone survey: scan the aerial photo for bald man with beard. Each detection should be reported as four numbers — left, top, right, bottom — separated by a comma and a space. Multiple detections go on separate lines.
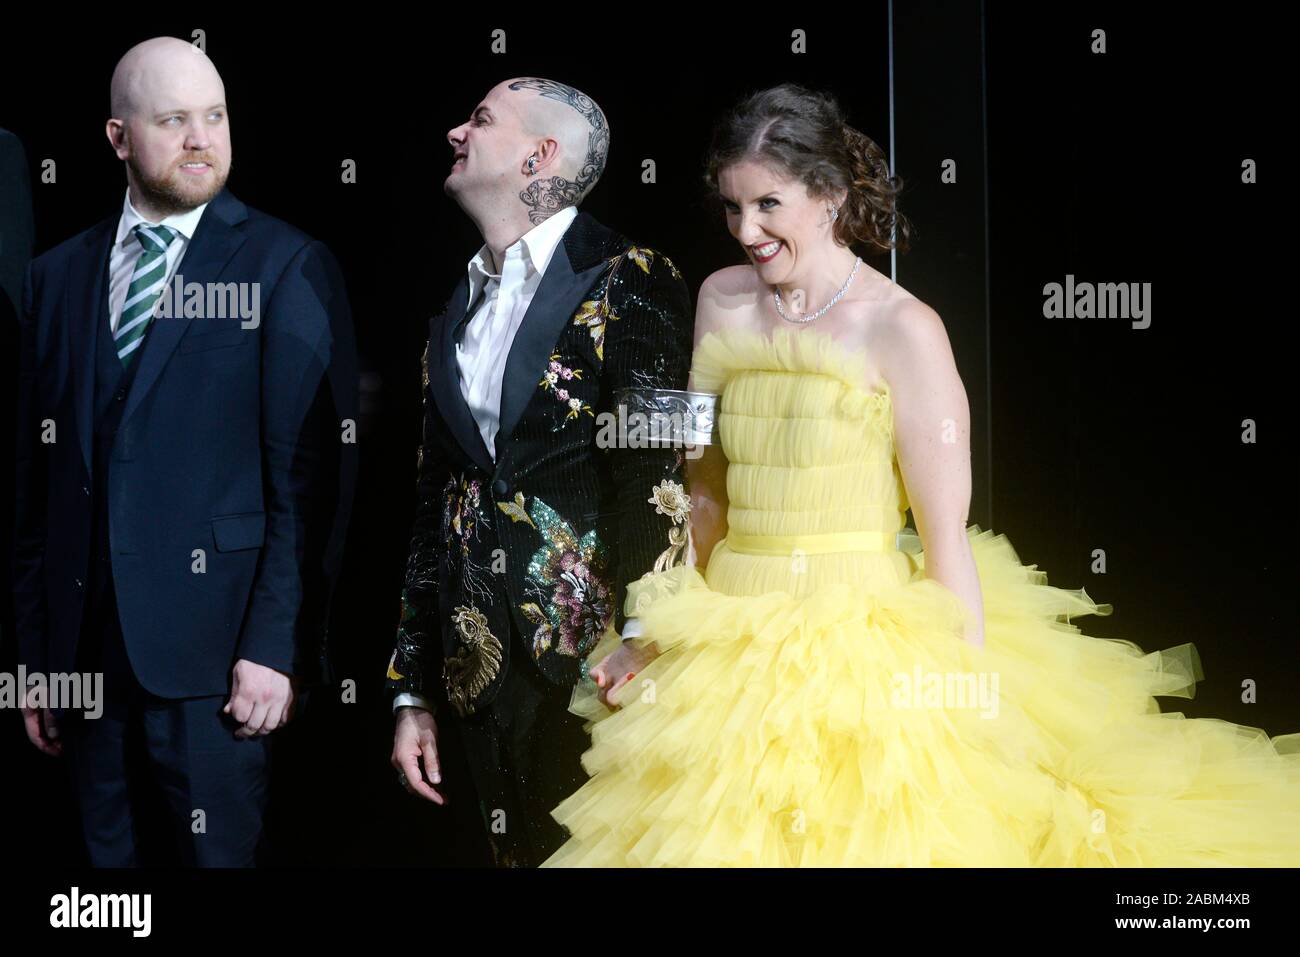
386, 78, 694, 866
13, 37, 357, 866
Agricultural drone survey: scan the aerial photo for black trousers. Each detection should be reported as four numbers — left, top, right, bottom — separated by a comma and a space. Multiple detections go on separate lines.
450, 612, 591, 867
64, 575, 272, 867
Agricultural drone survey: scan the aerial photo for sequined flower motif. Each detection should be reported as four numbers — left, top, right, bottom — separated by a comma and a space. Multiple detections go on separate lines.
443, 604, 504, 717
539, 352, 593, 427
519, 496, 613, 659
648, 479, 691, 572
445, 475, 483, 560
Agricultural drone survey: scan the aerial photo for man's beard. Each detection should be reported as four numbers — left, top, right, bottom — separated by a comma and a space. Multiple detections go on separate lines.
128, 152, 230, 216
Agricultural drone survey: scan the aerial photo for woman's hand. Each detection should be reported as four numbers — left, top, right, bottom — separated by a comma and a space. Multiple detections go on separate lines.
590, 639, 661, 709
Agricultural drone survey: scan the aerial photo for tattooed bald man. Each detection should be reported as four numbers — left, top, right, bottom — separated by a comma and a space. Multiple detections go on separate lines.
386, 77, 694, 866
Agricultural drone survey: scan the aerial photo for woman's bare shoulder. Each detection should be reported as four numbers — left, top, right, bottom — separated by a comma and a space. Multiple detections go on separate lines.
699, 264, 760, 300
871, 289, 956, 382
695, 265, 762, 339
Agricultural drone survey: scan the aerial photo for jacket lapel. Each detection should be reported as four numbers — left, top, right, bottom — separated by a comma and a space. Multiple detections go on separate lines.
66, 218, 117, 477
432, 274, 496, 472
493, 212, 620, 461
119, 189, 248, 430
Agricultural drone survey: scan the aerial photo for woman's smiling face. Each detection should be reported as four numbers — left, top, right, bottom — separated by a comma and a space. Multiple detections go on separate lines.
718, 159, 837, 285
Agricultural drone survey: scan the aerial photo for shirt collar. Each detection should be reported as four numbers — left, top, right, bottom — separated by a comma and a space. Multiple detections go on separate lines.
466, 205, 578, 307
115, 187, 210, 249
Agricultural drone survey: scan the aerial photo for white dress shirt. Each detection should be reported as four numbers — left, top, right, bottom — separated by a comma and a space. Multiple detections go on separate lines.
455, 204, 577, 459
107, 188, 208, 333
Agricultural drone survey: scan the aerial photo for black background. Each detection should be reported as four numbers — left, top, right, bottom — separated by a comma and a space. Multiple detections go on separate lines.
1, 3, 1295, 870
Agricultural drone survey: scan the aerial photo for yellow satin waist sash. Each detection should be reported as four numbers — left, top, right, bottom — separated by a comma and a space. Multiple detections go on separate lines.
724, 528, 899, 556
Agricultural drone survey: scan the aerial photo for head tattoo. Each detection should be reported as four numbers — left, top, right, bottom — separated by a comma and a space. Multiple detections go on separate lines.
508, 77, 609, 224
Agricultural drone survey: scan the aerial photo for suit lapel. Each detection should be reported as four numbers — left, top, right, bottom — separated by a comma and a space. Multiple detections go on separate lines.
67, 219, 116, 477
494, 237, 611, 462
432, 274, 496, 472
430, 210, 624, 473
120, 189, 248, 430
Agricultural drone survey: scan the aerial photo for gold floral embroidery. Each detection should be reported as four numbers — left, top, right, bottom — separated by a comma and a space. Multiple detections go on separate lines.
654, 526, 689, 574
571, 246, 679, 362
443, 605, 504, 717
497, 491, 537, 528
573, 298, 615, 363
649, 478, 690, 521
648, 479, 691, 572
626, 245, 683, 280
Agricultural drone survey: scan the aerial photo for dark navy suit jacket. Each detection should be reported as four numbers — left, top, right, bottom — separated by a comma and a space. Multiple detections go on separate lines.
13, 188, 357, 698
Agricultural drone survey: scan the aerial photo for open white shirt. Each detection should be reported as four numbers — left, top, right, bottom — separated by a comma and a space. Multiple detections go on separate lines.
456, 204, 577, 459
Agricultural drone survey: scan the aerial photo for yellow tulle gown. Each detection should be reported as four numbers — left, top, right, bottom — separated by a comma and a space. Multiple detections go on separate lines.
541, 326, 1300, 867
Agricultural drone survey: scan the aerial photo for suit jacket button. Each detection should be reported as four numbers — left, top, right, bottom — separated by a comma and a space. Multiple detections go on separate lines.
82, 486, 90, 496
492, 479, 509, 497
115, 389, 126, 402
74, 578, 83, 589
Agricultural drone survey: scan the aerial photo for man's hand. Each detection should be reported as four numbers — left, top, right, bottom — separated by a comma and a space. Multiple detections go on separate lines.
392, 706, 446, 805
223, 658, 297, 738
591, 639, 661, 709
21, 697, 62, 757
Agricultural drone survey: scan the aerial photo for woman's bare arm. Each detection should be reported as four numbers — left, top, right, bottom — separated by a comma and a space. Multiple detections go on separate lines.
878, 299, 985, 646
684, 275, 731, 571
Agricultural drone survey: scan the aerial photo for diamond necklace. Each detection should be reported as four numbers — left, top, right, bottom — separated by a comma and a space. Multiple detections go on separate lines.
773, 256, 862, 324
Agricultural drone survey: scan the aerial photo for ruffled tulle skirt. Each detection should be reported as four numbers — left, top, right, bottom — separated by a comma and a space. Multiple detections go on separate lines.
541, 526, 1300, 867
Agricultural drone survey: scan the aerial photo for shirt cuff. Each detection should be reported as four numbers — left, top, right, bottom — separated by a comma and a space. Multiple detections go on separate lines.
621, 617, 643, 639
393, 692, 435, 715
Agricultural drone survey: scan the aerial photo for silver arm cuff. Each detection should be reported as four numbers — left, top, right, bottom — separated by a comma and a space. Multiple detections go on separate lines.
613, 388, 720, 447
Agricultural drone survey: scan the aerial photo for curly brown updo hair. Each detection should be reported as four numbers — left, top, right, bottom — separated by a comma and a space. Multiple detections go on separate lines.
703, 83, 913, 255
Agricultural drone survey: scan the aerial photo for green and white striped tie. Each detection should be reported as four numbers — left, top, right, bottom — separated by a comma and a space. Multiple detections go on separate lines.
115, 224, 180, 367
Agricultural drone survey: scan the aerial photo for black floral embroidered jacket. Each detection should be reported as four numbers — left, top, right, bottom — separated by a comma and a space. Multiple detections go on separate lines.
385, 210, 693, 717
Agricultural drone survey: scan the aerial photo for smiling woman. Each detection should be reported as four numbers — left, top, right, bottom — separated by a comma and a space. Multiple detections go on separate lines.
536, 80, 1300, 868
706, 82, 911, 257
701, 84, 910, 327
